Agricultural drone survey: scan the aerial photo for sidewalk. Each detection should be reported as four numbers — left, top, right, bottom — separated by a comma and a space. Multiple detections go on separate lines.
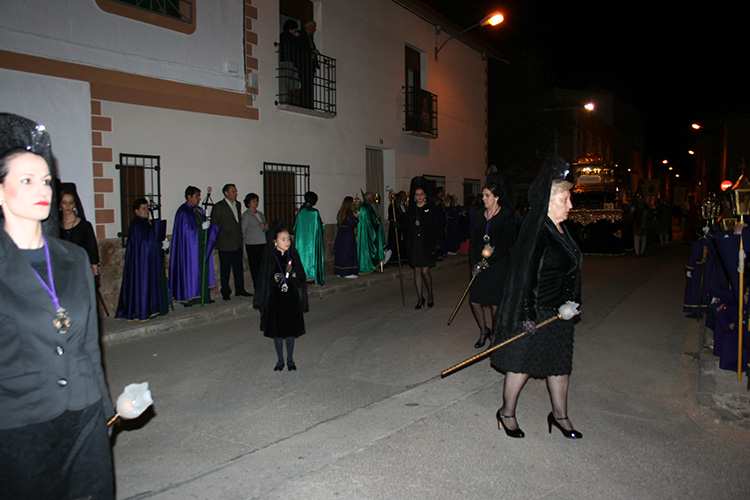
99, 255, 467, 346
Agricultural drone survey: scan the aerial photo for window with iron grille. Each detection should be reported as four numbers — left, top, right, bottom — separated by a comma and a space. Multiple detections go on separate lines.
116, 153, 163, 247
422, 175, 446, 201
404, 87, 438, 138
262, 162, 310, 229
463, 178, 481, 206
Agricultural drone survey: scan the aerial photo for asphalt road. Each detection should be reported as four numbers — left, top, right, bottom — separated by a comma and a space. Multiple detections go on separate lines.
104, 245, 750, 499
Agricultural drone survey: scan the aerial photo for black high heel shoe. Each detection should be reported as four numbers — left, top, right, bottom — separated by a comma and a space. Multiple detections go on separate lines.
496, 410, 525, 438
274, 361, 284, 371
547, 412, 583, 439
287, 361, 297, 371
427, 293, 434, 308
474, 327, 491, 349
415, 297, 425, 309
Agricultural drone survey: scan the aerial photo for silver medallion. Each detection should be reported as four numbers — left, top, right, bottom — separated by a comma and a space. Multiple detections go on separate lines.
483, 234, 490, 243
54, 307, 71, 334
281, 283, 289, 293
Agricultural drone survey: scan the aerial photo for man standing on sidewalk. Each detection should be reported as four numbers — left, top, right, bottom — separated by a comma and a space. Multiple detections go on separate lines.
212, 183, 252, 300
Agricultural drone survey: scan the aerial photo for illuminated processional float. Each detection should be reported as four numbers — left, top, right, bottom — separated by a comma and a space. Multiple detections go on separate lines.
566, 154, 625, 255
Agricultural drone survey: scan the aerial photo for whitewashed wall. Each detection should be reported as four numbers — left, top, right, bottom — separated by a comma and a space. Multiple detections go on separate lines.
0, 69, 95, 217
1, 0, 489, 233
0, 0, 245, 92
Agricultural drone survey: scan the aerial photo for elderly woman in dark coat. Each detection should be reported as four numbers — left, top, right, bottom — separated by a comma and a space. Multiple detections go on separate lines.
491, 156, 583, 440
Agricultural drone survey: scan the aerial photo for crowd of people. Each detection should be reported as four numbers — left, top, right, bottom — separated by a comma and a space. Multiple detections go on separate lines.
0, 110, 588, 499
683, 203, 750, 378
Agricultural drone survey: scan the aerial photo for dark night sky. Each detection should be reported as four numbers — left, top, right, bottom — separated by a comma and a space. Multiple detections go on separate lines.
421, 0, 748, 165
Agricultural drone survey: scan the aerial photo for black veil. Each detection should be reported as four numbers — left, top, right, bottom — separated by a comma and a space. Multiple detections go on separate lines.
490, 155, 570, 351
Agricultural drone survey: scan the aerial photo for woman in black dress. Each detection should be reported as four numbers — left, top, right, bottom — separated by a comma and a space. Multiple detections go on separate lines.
491, 156, 583, 439
253, 224, 308, 371
59, 186, 99, 278
469, 182, 514, 348
403, 177, 440, 309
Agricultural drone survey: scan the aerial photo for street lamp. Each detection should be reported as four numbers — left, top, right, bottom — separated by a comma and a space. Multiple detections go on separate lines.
435, 12, 504, 60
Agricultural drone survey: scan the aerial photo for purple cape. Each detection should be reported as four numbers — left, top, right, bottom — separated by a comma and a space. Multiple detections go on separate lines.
169, 203, 220, 302
116, 217, 168, 320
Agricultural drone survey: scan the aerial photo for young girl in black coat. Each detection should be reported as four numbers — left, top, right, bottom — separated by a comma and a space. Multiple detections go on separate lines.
253, 223, 308, 371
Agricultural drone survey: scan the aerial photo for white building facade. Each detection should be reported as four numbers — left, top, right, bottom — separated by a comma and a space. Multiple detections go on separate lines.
1, 0, 492, 306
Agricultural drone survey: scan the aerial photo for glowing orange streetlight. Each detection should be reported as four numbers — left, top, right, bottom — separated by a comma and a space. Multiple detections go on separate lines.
435, 12, 504, 60
584, 102, 595, 111
482, 13, 504, 26
691, 123, 702, 130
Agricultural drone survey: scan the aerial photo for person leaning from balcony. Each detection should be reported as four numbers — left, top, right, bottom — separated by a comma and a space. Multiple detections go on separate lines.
0, 112, 115, 499
297, 19, 320, 108
212, 183, 252, 300
491, 156, 583, 440
58, 185, 100, 282
469, 179, 515, 349
241, 192, 267, 292
115, 197, 169, 321
169, 185, 220, 306
254, 222, 308, 371
278, 19, 301, 105
293, 191, 325, 286
403, 177, 441, 309
334, 195, 359, 278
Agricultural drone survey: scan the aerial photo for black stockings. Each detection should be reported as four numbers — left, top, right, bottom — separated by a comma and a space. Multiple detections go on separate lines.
274, 337, 295, 363
470, 303, 497, 334
413, 267, 433, 301
546, 375, 573, 430
499, 372, 529, 430
500, 372, 574, 431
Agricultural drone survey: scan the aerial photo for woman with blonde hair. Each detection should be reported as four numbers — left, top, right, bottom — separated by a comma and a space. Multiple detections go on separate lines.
491, 156, 583, 440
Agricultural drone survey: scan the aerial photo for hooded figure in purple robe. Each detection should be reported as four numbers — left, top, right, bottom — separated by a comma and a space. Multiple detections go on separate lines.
115, 198, 169, 320
169, 186, 220, 305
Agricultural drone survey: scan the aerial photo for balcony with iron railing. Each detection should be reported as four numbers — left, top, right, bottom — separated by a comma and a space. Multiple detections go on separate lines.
403, 86, 438, 138
275, 43, 336, 117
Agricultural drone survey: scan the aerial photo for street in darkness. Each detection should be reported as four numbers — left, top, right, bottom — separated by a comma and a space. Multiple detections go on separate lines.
104, 245, 750, 499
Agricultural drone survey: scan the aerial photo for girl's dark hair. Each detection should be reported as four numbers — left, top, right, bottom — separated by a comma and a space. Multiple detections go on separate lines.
283, 19, 298, 31
337, 196, 354, 226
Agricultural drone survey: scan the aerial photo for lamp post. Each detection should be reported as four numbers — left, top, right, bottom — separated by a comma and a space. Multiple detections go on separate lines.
434, 12, 504, 61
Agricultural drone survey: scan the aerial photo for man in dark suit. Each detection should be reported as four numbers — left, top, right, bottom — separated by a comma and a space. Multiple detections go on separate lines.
298, 19, 320, 109
211, 183, 251, 300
